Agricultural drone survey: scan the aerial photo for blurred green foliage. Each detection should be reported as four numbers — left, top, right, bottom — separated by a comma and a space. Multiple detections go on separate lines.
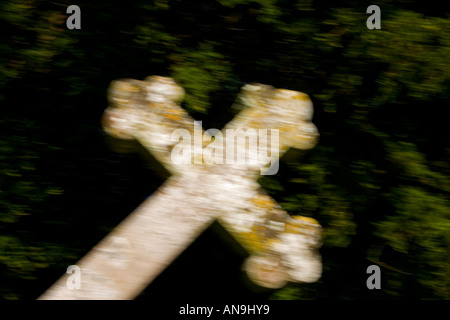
0, 0, 449, 299
171, 42, 233, 112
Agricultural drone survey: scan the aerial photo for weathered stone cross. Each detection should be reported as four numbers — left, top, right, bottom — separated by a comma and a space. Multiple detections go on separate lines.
39, 76, 322, 300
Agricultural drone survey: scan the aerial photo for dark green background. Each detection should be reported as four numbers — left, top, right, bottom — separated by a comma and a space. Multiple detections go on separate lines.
0, 0, 449, 300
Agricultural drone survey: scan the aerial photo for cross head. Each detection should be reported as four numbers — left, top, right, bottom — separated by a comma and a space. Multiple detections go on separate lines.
39, 76, 322, 299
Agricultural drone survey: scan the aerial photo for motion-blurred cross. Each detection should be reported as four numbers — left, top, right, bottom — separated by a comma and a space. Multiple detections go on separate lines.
40, 76, 322, 300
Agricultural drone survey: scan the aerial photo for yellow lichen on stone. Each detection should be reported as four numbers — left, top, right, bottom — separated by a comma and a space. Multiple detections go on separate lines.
240, 229, 266, 253
278, 124, 295, 134
275, 89, 310, 101
265, 238, 283, 249
164, 113, 182, 121
122, 83, 140, 93
295, 93, 310, 101
286, 216, 321, 238
250, 195, 275, 209
165, 108, 184, 115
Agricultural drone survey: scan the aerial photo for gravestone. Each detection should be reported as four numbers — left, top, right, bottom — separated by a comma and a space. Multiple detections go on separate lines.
39, 76, 322, 300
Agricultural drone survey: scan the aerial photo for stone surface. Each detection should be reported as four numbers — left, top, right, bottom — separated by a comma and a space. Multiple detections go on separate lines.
39, 76, 322, 299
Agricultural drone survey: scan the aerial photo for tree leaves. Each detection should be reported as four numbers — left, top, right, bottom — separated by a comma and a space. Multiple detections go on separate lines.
1, 0, 449, 300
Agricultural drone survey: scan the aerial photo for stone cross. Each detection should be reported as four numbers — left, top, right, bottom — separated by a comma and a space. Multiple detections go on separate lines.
39, 76, 322, 300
